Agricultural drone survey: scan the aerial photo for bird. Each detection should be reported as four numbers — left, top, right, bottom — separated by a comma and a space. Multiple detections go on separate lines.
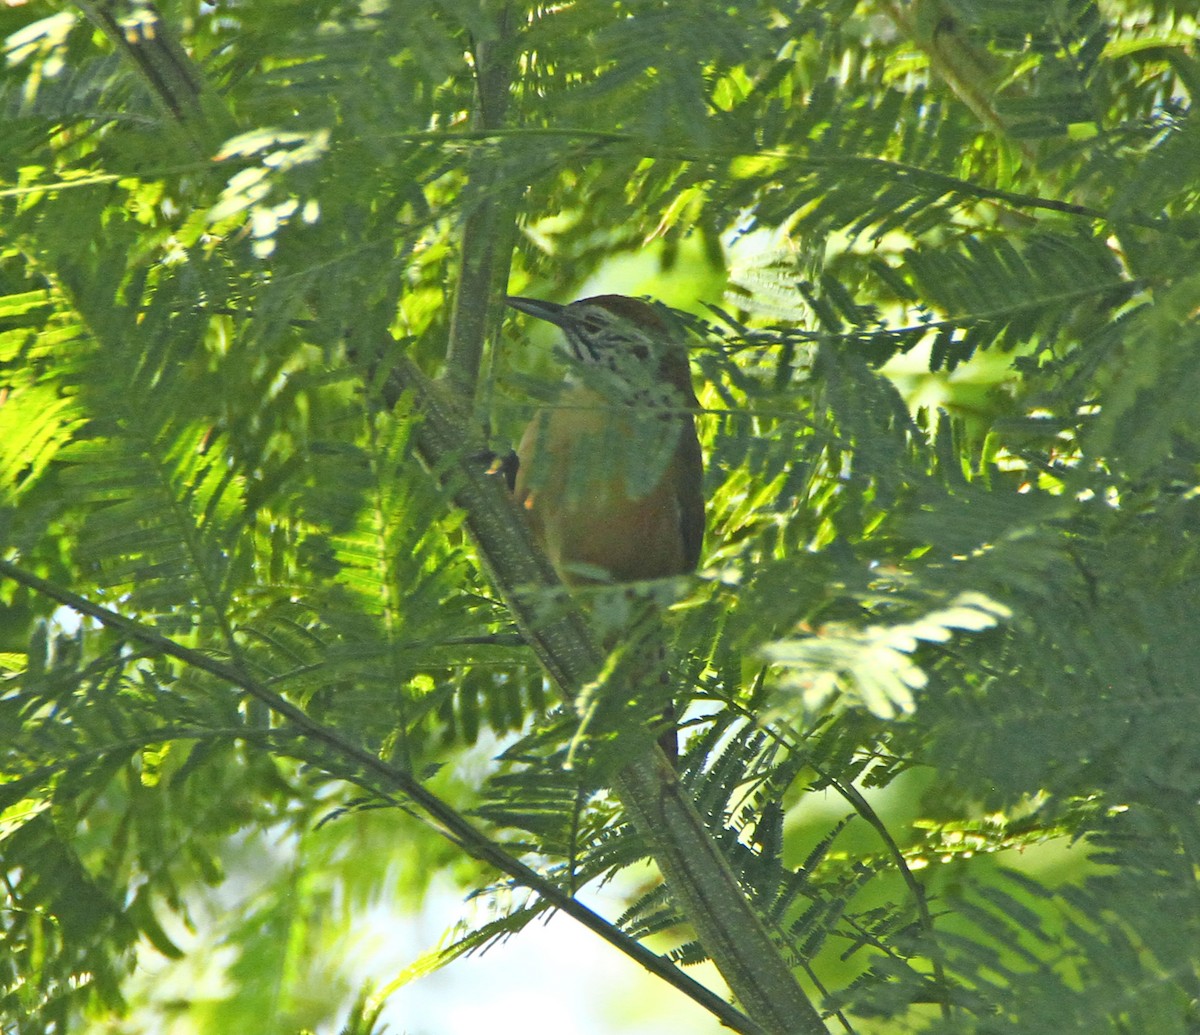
504, 293, 705, 761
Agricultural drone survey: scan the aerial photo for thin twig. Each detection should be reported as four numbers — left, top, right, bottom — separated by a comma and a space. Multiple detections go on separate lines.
0, 556, 763, 1035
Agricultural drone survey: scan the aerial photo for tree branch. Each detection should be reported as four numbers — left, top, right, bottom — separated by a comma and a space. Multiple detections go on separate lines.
443, 6, 520, 403
386, 356, 829, 1035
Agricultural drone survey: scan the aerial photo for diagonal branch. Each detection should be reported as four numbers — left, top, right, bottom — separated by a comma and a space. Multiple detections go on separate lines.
74, 0, 236, 154
386, 355, 829, 1035
880, 0, 1039, 168
0, 557, 761, 1035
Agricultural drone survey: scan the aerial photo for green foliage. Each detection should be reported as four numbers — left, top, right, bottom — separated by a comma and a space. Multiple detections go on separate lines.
3, 0, 1200, 1032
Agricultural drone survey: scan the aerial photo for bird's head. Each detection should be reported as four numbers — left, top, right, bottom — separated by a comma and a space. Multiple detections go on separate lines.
505, 293, 696, 402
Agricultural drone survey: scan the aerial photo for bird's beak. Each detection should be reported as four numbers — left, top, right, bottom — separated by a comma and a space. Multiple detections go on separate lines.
504, 295, 568, 327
